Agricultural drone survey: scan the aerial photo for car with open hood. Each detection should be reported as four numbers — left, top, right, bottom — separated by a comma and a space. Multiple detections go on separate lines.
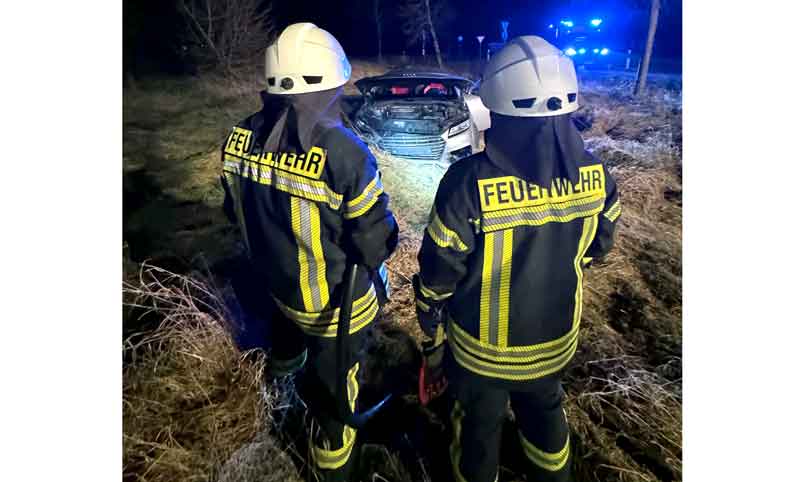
347, 68, 490, 163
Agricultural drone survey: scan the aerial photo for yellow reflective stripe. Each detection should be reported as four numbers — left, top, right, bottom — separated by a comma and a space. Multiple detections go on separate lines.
519, 432, 570, 472
426, 212, 469, 252
572, 215, 598, 342
312, 425, 357, 469
419, 278, 453, 301
481, 193, 605, 232
293, 295, 378, 337
478, 229, 512, 346
449, 332, 578, 381
479, 231, 495, 343
310, 204, 330, 309
291, 198, 312, 311
498, 229, 513, 348
582, 257, 593, 267
347, 362, 359, 411
313, 427, 356, 469
223, 154, 343, 209
604, 198, 622, 222
313, 362, 360, 469
344, 173, 384, 219
447, 215, 597, 382
481, 191, 602, 217
450, 401, 469, 482
290, 198, 329, 312
273, 285, 376, 324
449, 320, 578, 363
416, 298, 431, 312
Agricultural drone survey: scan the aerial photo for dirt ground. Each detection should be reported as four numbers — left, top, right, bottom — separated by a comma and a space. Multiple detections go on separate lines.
123, 60, 682, 482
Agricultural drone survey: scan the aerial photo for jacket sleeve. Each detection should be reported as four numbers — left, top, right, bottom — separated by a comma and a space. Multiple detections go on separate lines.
585, 163, 621, 260
221, 173, 237, 224
219, 139, 238, 224
415, 168, 476, 308
342, 149, 398, 270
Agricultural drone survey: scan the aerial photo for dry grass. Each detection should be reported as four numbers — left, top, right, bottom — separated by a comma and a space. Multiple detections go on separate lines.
122, 263, 300, 482
373, 75, 683, 481
123, 61, 682, 481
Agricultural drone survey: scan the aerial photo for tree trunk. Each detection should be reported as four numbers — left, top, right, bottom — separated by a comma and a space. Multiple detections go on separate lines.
424, 0, 443, 68
635, 0, 660, 96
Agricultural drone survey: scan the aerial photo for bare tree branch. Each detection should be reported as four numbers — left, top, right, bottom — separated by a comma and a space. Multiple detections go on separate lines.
179, 0, 276, 76
398, 0, 447, 67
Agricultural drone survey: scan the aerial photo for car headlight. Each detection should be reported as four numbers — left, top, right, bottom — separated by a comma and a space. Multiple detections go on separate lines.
565, 47, 577, 56
600, 48, 609, 56
448, 119, 470, 137
578, 48, 586, 55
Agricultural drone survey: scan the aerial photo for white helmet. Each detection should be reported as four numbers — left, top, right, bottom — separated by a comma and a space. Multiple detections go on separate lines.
265, 23, 352, 95
479, 36, 579, 117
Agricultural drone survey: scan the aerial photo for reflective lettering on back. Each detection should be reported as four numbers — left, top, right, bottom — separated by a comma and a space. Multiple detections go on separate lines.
225, 127, 253, 157
478, 165, 605, 212
224, 132, 328, 180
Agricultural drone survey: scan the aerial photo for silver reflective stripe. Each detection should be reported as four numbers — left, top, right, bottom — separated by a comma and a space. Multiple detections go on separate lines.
273, 170, 329, 200
519, 431, 570, 472
487, 233, 504, 345
291, 198, 330, 313
604, 199, 622, 221
272, 286, 378, 337
482, 196, 605, 231
479, 230, 512, 346
224, 155, 343, 209
449, 333, 578, 381
450, 321, 579, 362
345, 174, 384, 219
426, 212, 468, 251
273, 285, 376, 324
300, 200, 323, 310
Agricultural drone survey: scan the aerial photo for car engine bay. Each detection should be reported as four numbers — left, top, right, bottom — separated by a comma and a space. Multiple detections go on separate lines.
357, 100, 467, 136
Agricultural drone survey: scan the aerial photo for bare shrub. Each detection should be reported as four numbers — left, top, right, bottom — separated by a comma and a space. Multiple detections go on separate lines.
179, 0, 277, 76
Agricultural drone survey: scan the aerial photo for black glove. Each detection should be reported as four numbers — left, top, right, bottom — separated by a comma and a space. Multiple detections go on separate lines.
412, 274, 447, 338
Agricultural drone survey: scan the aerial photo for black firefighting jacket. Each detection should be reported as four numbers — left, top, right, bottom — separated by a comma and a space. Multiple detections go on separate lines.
415, 113, 621, 384
221, 90, 398, 337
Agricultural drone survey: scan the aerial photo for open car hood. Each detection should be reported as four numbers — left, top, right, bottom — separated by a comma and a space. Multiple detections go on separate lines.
355, 70, 475, 96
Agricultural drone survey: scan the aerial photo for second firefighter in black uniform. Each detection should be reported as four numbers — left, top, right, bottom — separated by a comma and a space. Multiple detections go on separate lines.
414, 36, 621, 482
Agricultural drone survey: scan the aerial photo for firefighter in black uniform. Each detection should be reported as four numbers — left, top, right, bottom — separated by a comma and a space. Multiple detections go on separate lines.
413, 36, 621, 482
220, 23, 398, 481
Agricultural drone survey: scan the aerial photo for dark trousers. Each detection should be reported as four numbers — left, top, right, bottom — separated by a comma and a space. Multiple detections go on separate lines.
232, 272, 368, 482
449, 369, 572, 482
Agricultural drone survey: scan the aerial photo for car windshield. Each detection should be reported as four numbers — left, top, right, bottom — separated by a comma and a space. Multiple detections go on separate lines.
366, 80, 460, 101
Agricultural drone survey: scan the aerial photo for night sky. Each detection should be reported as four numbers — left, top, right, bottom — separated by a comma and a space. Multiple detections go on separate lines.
276, 0, 682, 58
125, 0, 682, 76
